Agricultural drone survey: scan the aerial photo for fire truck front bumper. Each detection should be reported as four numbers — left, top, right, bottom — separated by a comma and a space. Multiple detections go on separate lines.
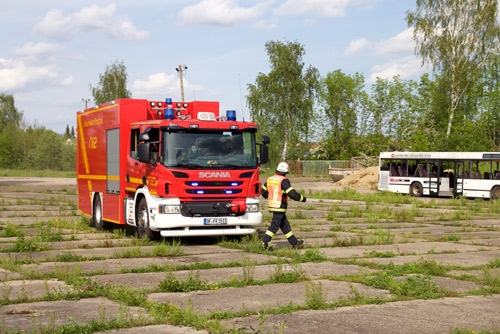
152, 212, 262, 237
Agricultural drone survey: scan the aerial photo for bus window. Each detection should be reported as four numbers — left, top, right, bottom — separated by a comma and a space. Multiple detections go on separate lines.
380, 159, 390, 171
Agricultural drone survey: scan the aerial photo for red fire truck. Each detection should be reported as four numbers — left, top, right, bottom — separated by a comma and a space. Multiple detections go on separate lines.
76, 98, 269, 239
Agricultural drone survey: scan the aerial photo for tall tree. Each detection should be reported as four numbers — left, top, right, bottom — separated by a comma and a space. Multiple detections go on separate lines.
90, 60, 132, 105
407, 0, 500, 137
321, 70, 364, 159
247, 40, 319, 161
0, 94, 22, 131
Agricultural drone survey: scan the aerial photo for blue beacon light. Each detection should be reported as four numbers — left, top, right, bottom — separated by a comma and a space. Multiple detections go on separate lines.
226, 110, 236, 121
164, 108, 175, 120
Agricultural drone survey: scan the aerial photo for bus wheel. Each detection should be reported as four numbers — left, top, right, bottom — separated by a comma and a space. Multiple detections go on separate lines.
92, 194, 105, 230
491, 186, 500, 200
410, 182, 423, 197
136, 197, 160, 240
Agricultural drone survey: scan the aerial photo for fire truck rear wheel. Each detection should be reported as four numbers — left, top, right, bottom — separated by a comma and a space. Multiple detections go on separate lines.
93, 194, 105, 231
136, 197, 160, 240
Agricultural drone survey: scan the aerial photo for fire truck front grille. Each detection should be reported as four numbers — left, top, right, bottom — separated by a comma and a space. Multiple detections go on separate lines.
186, 189, 242, 195
181, 201, 242, 217
184, 181, 242, 186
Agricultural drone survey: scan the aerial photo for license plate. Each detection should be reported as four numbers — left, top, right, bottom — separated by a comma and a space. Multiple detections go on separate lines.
204, 218, 228, 225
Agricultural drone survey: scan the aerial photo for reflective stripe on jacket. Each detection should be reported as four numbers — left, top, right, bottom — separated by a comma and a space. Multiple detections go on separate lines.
267, 174, 287, 212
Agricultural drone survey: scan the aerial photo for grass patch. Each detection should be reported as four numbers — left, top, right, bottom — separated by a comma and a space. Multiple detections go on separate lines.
0, 169, 75, 178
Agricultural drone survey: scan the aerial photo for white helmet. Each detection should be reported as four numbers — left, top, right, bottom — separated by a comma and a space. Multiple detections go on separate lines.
276, 162, 289, 173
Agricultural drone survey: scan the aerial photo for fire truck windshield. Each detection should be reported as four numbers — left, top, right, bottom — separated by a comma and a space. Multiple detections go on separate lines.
162, 130, 257, 169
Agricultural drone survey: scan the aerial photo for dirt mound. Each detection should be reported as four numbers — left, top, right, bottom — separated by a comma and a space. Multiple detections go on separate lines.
334, 166, 379, 190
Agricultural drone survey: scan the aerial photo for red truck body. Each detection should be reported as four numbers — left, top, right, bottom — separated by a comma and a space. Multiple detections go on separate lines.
77, 98, 267, 237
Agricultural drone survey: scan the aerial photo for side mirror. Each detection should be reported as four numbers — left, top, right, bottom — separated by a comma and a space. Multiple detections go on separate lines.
139, 133, 150, 142
137, 142, 150, 163
139, 125, 153, 142
260, 143, 269, 165
262, 135, 270, 144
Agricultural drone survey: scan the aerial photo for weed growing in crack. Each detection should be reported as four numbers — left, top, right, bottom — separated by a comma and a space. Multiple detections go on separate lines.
304, 281, 327, 309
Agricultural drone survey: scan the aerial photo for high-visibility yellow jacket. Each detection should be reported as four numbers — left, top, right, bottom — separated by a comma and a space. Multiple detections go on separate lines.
261, 174, 306, 212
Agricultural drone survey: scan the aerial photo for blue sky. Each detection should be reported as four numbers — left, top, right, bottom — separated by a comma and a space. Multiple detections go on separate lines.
1, 0, 421, 133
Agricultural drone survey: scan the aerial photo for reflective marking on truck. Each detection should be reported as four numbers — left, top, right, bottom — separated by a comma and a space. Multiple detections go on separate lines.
77, 114, 90, 173
77, 175, 120, 181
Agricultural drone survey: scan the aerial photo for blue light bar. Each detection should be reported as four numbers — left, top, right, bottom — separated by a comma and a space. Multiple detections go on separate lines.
231, 182, 238, 186
191, 182, 199, 186
225, 190, 233, 194
226, 110, 236, 121
196, 190, 204, 194
165, 108, 175, 120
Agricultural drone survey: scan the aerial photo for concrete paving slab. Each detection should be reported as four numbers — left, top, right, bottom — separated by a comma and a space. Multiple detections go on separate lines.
368, 250, 500, 267
95, 324, 209, 334
0, 297, 149, 332
449, 268, 500, 279
0, 216, 80, 225
222, 295, 500, 334
432, 276, 480, 293
460, 238, 500, 246
0, 210, 74, 217
316, 241, 490, 259
148, 280, 390, 313
0, 279, 70, 300
0, 267, 21, 280
22, 252, 276, 274
5, 244, 239, 261
89, 262, 373, 289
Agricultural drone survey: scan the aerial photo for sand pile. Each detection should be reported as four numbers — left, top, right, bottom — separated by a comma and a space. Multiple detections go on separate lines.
334, 166, 379, 190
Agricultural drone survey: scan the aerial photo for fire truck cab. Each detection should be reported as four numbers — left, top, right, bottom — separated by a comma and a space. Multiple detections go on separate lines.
77, 98, 269, 239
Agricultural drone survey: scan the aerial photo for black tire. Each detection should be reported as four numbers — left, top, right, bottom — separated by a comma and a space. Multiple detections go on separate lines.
135, 197, 160, 240
491, 186, 500, 200
92, 194, 105, 230
410, 182, 423, 197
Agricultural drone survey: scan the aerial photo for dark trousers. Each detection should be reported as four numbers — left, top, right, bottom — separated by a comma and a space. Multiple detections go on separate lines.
262, 212, 298, 245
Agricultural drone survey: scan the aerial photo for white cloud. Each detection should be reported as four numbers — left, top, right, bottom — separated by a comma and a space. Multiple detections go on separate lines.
252, 19, 277, 30
303, 19, 319, 27
274, 0, 369, 17
377, 28, 415, 55
345, 28, 415, 56
344, 37, 373, 55
367, 56, 425, 82
33, 4, 149, 41
132, 72, 204, 99
178, 0, 271, 26
11, 42, 65, 58
0, 58, 58, 91
61, 76, 73, 86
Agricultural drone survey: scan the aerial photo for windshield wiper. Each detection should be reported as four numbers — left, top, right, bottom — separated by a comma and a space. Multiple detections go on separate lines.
174, 163, 202, 169
215, 164, 250, 169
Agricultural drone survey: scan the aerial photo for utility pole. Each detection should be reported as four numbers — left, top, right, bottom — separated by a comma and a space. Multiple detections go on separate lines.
176, 65, 187, 102
81, 98, 90, 109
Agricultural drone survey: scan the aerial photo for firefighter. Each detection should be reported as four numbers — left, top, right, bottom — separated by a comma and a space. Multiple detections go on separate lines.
260, 162, 306, 250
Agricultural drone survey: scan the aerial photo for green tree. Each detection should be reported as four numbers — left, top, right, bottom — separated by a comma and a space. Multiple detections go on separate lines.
0, 93, 22, 131
247, 40, 319, 161
321, 70, 364, 159
90, 60, 131, 105
407, 0, 500, 138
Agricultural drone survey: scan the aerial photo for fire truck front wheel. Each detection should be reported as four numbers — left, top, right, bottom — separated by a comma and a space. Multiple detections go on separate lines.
136, 197, 160, 240
92, 195, 106, 231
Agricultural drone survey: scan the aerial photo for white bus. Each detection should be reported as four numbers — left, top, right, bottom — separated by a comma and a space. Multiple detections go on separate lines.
378, 152, 500, 199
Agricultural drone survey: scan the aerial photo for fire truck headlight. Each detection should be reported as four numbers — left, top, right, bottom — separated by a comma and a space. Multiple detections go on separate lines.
246, 203, 260, 212
159, 204, 181, 214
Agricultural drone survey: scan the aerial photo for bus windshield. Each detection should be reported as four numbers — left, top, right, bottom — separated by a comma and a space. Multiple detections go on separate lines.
162, 130, 257, 169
